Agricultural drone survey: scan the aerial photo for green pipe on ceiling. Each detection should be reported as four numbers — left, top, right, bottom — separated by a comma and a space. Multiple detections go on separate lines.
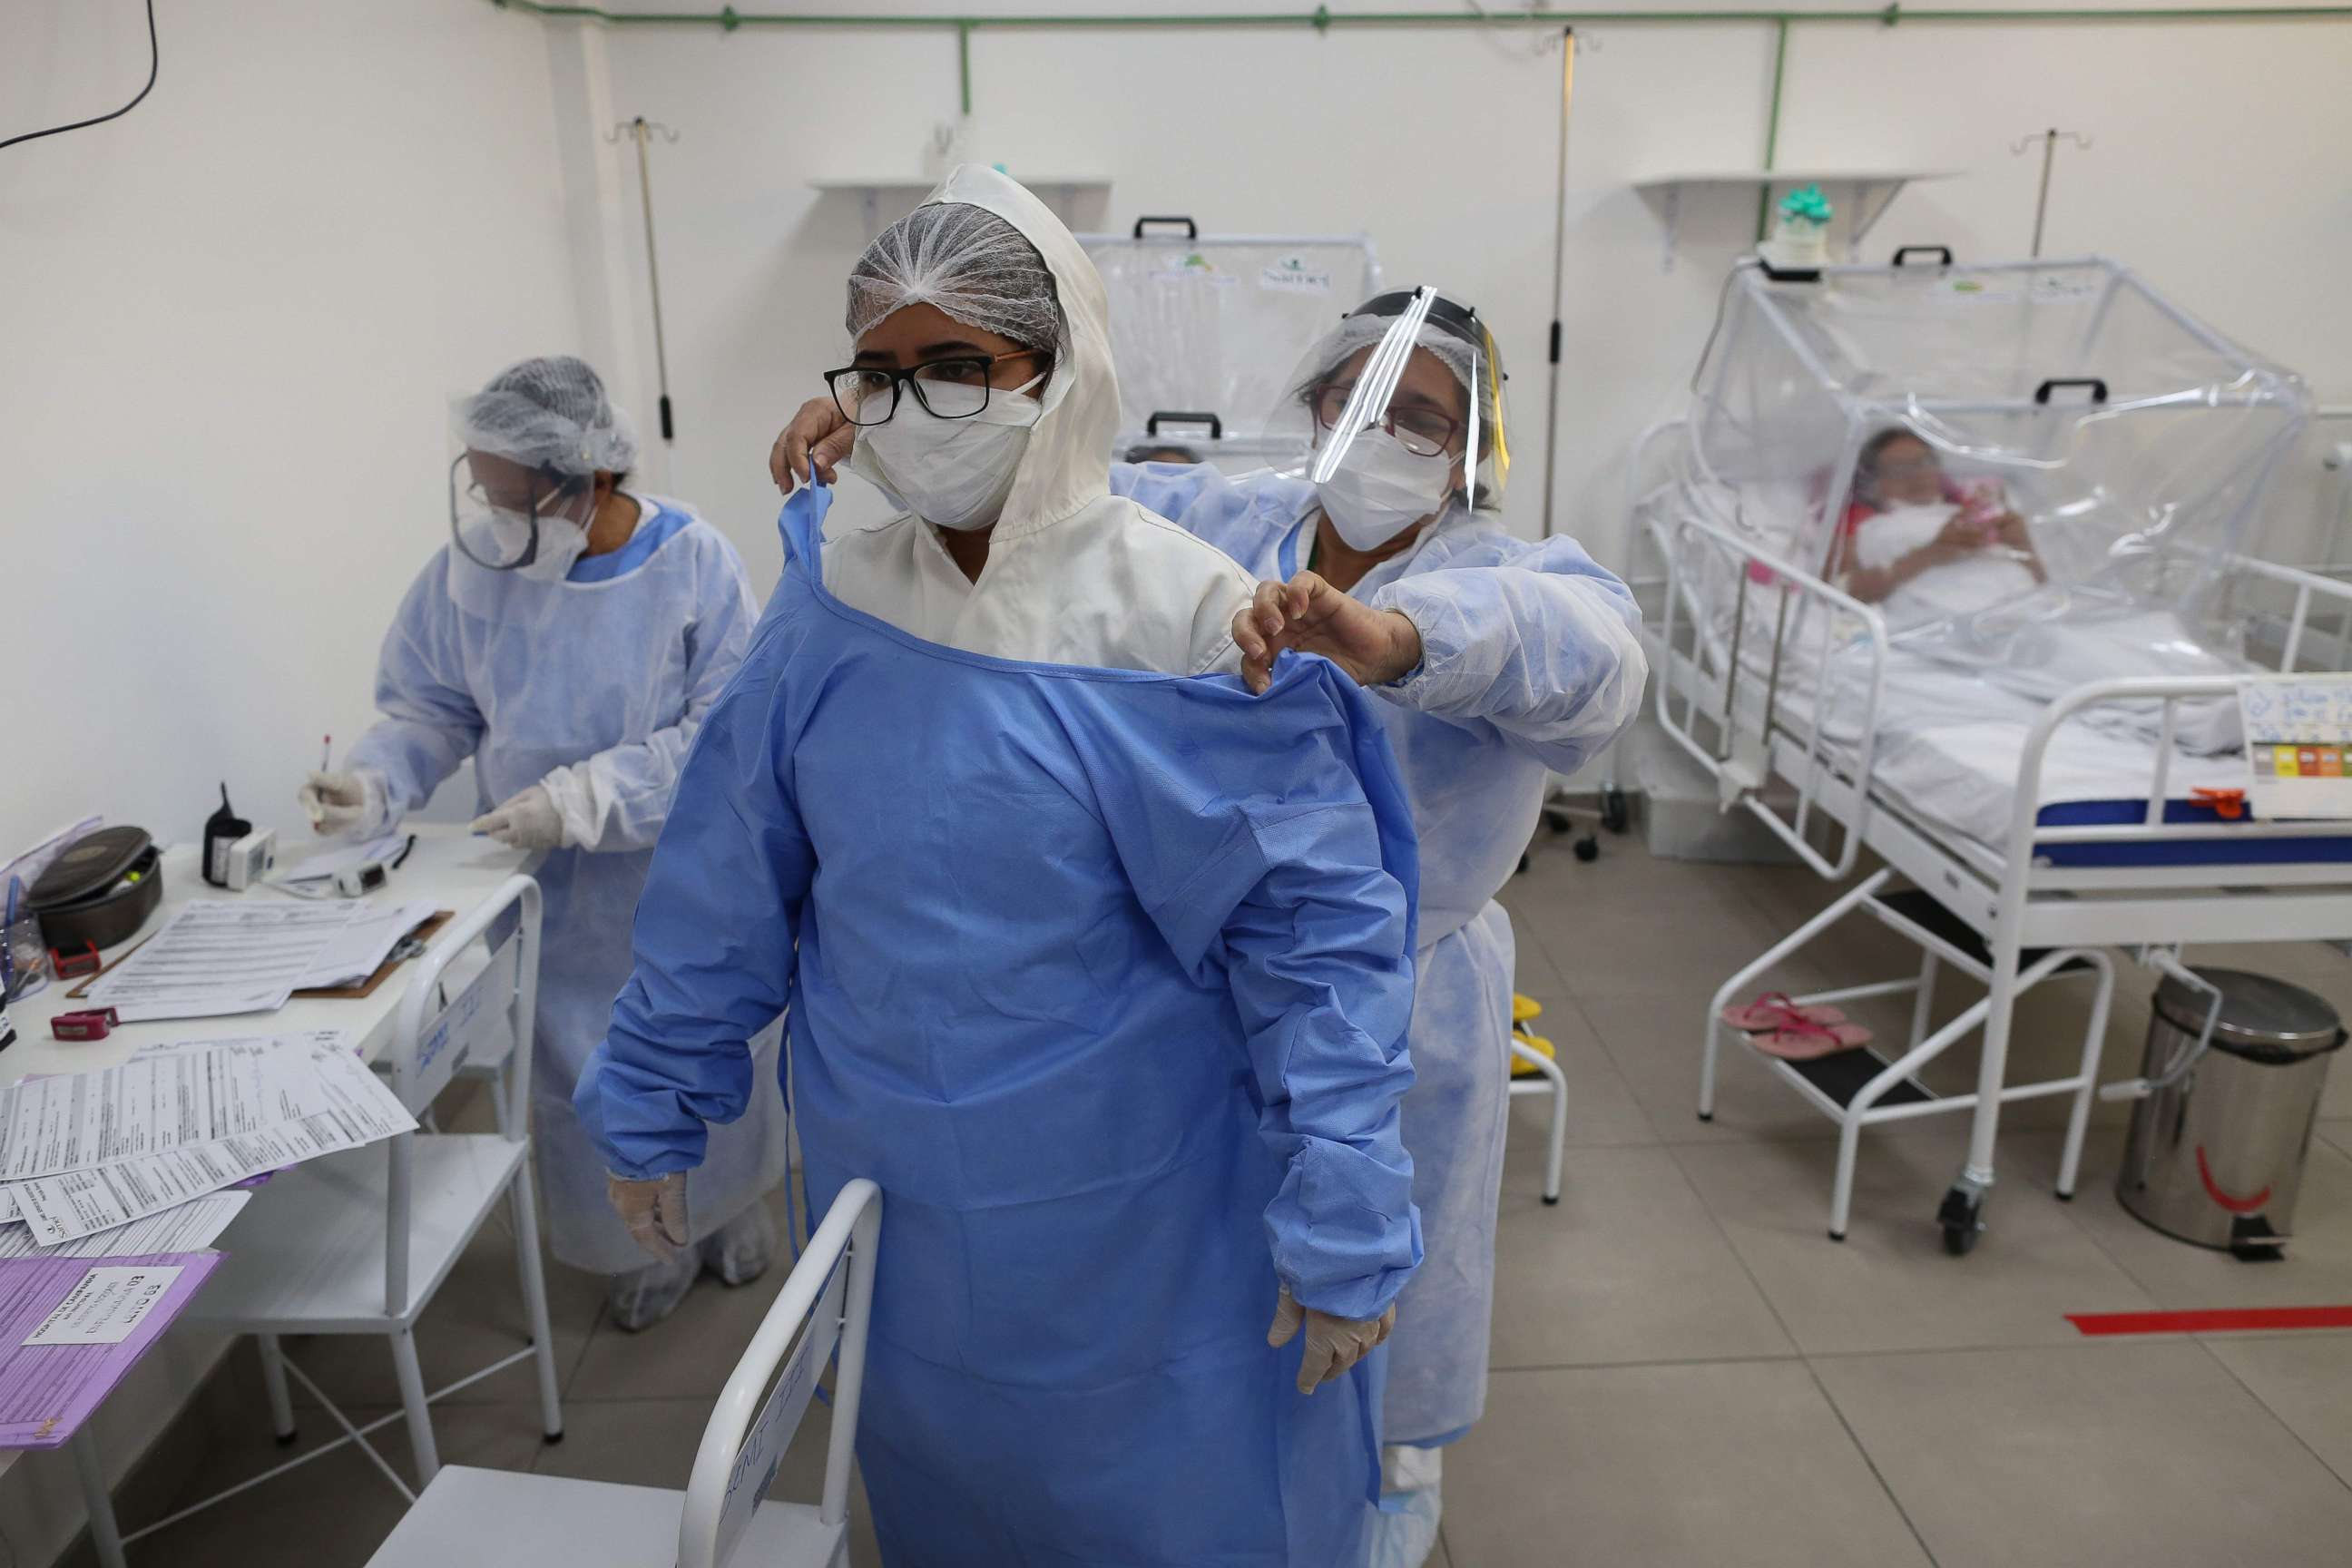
490, 2, 2352, 29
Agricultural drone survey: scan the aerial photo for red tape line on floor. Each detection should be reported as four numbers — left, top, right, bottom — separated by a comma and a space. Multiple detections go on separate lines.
2068, 1305, 2352, 1337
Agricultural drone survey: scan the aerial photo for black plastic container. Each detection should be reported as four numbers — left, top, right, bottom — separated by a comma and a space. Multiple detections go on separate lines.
29, 827, 164, 952
202, 784, 250, 888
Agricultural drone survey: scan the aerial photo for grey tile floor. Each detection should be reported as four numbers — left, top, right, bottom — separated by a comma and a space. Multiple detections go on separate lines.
68, 830, 2352, 1566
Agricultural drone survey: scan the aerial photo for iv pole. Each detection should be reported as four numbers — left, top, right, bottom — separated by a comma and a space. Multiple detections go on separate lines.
1533, 26, 1625, 861
2010, 128, 2091, 260
1540, 26, 1577, 540
609, 117, 681, 444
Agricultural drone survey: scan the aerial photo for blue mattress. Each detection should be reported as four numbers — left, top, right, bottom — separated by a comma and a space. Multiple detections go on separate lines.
2034, 799, 2352, 867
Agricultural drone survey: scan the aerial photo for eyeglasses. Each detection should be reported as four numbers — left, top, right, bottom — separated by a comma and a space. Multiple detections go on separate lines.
454, 462, 545, 517
826, 351, 1048, 427
1310, 381, 1461, 459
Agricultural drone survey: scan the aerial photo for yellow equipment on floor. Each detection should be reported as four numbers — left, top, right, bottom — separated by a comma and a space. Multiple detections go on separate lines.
1511, 993, 1556, 1078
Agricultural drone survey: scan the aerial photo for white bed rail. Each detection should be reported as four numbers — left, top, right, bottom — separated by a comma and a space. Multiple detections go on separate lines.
1644, 495, 2352, 880
2009, 524, 2352, 853
2224, 547, 2352, 675
1650, 505, 1890, 879
2009, 672, 2349, 850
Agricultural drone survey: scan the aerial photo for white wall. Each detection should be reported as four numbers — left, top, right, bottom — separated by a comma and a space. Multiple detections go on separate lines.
5, 5, 2349, 1556
1773, 16, 2352, 565
0, 2, 591, 1558
572, 0, 2352, 584
0, 0, 594, 860
5, 3, 2345, 884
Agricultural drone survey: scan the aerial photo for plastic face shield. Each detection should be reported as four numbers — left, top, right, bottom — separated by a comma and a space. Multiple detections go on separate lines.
446, 448, 589, 572
1284, 286, 1510, 514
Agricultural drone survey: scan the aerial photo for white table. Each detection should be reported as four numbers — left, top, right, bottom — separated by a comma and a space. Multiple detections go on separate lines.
0, 824, 530, 1559
4, 825, 530, 1083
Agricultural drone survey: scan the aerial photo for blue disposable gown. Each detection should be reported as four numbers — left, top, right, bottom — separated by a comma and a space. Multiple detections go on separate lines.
581, 486, 1426, 1566
348, 498, 789, 1274
1115, 461, 1646, 1446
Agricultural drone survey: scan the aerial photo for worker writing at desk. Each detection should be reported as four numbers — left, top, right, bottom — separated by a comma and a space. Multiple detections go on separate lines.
299, 358, 787, 1331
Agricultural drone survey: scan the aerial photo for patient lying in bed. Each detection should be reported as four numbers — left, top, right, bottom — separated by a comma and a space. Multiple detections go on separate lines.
1835, 428, 2044, 623
1828, 427, 2246, 754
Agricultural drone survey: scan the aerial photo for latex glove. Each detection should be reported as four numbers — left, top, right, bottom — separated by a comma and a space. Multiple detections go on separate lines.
607, 1171, 691, 1262
769, 393, 858, 495
1231, 572, 1423, 696
470, 784, 565, 850
1267, 1285, 1396, 1396
298, 769, 387, 838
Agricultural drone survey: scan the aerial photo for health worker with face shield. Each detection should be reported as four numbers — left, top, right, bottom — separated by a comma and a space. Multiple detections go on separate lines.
578, 167, 1426, 1566
300, 357, 787, 1331
772, 286, 1646, 1568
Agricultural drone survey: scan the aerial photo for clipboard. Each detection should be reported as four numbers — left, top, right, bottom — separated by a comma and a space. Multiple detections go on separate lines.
69, 910, 456, 1003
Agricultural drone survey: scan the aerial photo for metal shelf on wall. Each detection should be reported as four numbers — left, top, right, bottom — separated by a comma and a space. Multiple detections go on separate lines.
809, 176, 1111, 240
1632, 168, 1958, 272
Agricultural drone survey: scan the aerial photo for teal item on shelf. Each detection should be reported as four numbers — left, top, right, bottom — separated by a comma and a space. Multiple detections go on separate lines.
1779, 182, 1833, 226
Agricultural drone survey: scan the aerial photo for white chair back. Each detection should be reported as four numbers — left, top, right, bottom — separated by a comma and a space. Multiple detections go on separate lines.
678, 1180, 882, 1568
380, 875, 544, 1316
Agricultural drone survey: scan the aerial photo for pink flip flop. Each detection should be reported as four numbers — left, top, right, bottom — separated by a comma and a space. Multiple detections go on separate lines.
1719, 991, 1849, 1034
1751, 1015, 1874, 1061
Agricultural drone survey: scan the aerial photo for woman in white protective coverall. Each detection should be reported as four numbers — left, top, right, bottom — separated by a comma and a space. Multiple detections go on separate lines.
773, 289, 1648, 1566
585, 167, 1422, 1568
300, 357, 787, 1331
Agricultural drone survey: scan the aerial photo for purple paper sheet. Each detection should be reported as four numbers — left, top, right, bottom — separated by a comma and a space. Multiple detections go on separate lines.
0, 1251, 220, 1448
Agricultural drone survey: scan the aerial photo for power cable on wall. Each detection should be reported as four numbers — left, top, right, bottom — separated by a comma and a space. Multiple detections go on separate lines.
1, 0, 160, 154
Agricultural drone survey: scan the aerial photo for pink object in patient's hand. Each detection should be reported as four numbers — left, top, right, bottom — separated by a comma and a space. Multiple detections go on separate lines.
1955, 476, 2005, 525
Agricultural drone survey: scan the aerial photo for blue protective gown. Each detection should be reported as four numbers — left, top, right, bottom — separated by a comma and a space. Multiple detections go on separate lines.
580, 485, 1427, 1566
348, 497, 789, 1274
1114, 462, 1646, 1446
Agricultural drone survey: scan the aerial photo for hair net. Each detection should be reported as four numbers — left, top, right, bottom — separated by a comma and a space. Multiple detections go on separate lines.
456, 355, 639, 478
847, 201, 1070, 360
1275, 289, 1512, 509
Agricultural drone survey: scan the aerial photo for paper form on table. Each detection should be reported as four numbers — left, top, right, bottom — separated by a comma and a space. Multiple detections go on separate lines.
23, 1263, 185, 1346
0, 1191, 250, 1259
84, 901, 361, 1022
0, 1046, 414, 1244
268, 833, 407, 887
299, 899, 437, 989
0, 1030, 358, 1180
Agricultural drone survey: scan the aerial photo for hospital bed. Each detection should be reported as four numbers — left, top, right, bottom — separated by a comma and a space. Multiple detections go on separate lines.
1631, 256, 2352, 1254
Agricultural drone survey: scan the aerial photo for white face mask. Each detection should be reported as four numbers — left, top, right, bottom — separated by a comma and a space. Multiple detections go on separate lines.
858, 374, 1046, 531
1315, 427, 1454, 551
490, 506, 591, 583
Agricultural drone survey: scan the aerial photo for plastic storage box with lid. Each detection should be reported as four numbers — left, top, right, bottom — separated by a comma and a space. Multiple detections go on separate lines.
1079, 221, 1379, 475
